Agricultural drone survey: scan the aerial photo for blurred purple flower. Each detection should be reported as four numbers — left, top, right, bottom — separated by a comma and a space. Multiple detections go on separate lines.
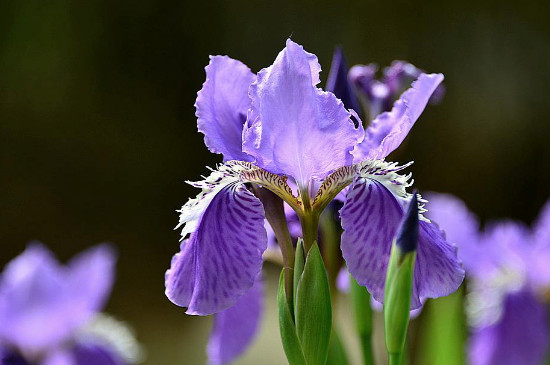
0, 244, 137, 365
426, 193, 550, 365
469, 290, 548, 365
166, 39, 464, 363
349, 59, 445, 121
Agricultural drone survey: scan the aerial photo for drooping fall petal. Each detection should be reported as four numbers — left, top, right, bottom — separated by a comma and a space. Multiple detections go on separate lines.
340, 179, 464, 309
166, 183, 267, 315
207, 279, 263, 365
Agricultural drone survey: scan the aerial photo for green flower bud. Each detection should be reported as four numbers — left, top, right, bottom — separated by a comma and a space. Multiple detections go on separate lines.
384, 193, 419, 364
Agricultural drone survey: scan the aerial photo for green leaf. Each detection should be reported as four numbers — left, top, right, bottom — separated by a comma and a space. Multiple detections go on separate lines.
326, 329, 349, 365
294, 238, 305, 311
278, 268, 307, 365
295, 242, 332, 365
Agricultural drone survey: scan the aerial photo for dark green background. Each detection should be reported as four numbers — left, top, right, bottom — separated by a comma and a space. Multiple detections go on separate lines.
1, 0, 549, 363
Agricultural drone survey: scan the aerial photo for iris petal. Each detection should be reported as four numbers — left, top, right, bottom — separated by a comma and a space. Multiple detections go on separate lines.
196, 56, 255, 162
243, 39, 362, 187
207, 278, 263, 365
166, 183, 267, 315
353, 73, 443, 162
469, 290, 549, 365
340, 179, 405, 305
340, 178, 464, 309
0, 244, 115, 354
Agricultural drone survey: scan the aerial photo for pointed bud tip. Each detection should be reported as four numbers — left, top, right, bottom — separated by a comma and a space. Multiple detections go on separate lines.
395, 192, 419, 253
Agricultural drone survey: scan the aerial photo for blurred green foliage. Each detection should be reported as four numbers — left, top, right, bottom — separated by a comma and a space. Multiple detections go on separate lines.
1, 0, 549, 363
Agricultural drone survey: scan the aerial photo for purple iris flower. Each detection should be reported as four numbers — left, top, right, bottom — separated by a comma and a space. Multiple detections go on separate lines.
426, 193, 550, 365
165, 39, 464, 364
0, 243, 138, 365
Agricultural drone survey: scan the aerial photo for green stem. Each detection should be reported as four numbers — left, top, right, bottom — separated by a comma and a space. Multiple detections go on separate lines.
300, 211, 319, 253
297, 185, 319, 253
389, 352, 402, 365
350, 276, 375, 365
252, 185, 295, 303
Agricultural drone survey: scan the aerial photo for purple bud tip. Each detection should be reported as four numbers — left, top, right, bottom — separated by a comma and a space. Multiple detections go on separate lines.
396, 192, 419, 253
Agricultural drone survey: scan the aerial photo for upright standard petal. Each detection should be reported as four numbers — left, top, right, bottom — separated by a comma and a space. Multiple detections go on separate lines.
340, 167, 463, 309
196, 56, 255, 162
353, 73, 443, 162
0, 244, 115, 354
383, 61, 446, 106
207, 279, 263, 365
243, 39, 362, 187
469, 290, 549, 365
166, 183, 267, 315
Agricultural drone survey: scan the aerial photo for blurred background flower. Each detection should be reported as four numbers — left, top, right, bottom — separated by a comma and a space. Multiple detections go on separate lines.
1, 0, 549, 363
0, 244, 143, 365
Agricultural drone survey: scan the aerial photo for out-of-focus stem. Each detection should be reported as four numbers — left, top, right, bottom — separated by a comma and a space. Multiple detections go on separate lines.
350, 276, 375, 365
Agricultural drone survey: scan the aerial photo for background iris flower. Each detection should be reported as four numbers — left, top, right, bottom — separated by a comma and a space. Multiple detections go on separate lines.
165, 39, 464, 364
427, 193, 550, 365
0, 244, 143, 365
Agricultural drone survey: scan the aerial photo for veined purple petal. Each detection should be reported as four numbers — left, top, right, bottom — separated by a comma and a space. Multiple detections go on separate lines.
207, 278, 263, 365
166, 183, 267, 315
340, 179, 464, 309
243, 39, 362, 187
353, 73, 443, 162
196, 56, 255, 162
326, 47, 361, 116
469, 290, 549, 365
0, 244, 115, 354
413, 220, 465, 304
